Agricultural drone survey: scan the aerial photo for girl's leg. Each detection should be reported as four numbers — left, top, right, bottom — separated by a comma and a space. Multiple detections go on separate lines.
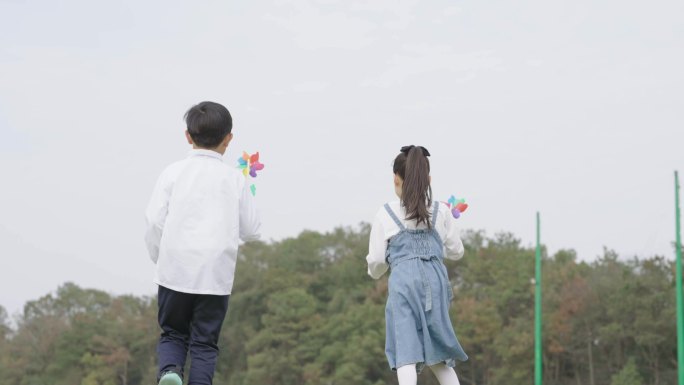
429, 363, 461, 385
397, 364, 417, 385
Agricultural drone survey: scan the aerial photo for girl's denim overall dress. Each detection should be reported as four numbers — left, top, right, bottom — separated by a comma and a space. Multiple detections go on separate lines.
384, 202, 468, 372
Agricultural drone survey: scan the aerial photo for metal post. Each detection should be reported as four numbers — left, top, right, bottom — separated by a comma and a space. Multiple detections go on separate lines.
675, 171, 683, 385
535, 212, 543, 385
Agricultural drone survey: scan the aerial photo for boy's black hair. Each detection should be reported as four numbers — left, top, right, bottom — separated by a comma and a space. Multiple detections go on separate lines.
184, 101, 233, 148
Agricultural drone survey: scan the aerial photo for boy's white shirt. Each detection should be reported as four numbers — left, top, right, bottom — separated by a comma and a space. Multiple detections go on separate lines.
366, 200, 464, 279
144, 149, 261, 295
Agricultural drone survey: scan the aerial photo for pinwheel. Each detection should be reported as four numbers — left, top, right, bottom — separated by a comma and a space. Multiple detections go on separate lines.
237, 151, 265, 178
445, 195, 468, 219
237, 151, 265, 196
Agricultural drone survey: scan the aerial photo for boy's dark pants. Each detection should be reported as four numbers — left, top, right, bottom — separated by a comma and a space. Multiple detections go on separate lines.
157, 285, 230, 385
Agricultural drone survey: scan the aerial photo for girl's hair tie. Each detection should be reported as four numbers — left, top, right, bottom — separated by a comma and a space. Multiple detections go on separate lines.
400, 145, 431, 157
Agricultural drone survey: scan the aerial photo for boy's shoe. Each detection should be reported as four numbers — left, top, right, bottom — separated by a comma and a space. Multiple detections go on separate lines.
158, 371, 182, 385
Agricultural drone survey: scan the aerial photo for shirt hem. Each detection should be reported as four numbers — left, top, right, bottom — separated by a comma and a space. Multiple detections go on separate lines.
154, 280, 232, 296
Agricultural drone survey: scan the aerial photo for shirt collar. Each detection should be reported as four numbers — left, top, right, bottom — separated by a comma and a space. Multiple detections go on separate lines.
187, 149, 224, 161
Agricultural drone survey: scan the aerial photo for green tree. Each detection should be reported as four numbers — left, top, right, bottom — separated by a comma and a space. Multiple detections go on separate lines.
0, 305, 9, 340
244, 288, 320, 385
0, 226, 679, 385
610, 358, 643, 385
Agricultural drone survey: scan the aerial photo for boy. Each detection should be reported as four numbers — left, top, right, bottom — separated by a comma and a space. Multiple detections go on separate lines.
145, 101, 261, 385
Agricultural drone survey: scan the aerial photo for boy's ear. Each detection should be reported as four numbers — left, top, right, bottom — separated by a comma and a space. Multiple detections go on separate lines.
185, 130, 193, 145
223, 133, 233, 147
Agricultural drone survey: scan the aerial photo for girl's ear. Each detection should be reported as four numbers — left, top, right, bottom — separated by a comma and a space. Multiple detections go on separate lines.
185, 130, 193, 145
394, 174, 401, 187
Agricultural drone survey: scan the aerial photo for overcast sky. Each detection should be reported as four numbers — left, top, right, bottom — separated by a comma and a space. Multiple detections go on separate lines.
1, 0, 683, 317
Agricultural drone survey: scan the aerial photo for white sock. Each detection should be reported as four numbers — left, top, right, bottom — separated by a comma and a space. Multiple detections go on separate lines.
429, 363, 461, 385
397, 364, 417, 385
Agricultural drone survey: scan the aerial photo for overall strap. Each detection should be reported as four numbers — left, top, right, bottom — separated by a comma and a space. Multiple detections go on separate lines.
431, 201, 440, 227
384, 204, 406, 231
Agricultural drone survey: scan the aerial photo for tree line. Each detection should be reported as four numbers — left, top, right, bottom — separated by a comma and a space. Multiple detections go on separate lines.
0, 225, 676, 385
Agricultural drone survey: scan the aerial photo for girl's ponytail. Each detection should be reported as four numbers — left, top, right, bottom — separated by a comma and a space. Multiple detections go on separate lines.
393, 145, 433, 227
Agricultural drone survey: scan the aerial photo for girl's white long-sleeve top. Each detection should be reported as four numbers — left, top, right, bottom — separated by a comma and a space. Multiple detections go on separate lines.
144, 149, 261, 295
366, 200, 465, 279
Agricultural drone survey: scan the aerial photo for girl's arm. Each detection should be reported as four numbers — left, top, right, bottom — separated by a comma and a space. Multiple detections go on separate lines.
366, 210, 389, 279
443, 209, 465, 260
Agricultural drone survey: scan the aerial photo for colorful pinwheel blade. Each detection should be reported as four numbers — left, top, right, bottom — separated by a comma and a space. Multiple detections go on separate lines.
249, 152, 260, 164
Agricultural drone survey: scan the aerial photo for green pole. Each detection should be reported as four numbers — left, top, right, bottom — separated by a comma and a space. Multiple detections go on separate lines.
535, 212, 542, 385
676, 171, 684, 385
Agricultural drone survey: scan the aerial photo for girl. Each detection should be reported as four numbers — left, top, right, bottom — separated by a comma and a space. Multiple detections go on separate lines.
366, 145, 468, 385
